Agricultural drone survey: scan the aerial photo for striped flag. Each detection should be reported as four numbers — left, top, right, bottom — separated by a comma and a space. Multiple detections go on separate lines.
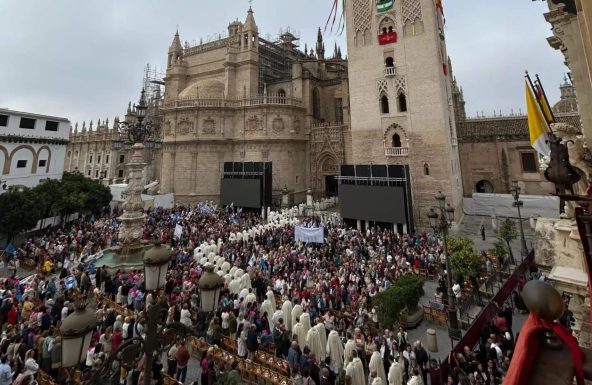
525, 81, 551, 156
377, 0, 394, 12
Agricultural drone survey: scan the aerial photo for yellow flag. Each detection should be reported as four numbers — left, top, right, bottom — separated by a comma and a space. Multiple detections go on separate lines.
535, 83, 555, 124
525, 81, 551, 156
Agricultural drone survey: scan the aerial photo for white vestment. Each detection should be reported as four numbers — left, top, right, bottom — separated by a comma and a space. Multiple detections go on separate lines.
300, 312, 311, 334
388, 361, 403, 385
326, 330, 344, 373
245, 292, 257, 306
306, 327, 324, 362
369, 351, 386, 385
291, 305, 303, 329
271, 310, 283, 333
344, 339, 356, 365
350, 357, 366, 385
266, 290, 276, 311
293, 322, 307, 348
282, 300, 293, 331
260, 299, 275, 331
314, 323, 327, 361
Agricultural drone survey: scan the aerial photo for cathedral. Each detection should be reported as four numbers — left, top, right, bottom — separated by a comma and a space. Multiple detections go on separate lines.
65, 2, 579, 226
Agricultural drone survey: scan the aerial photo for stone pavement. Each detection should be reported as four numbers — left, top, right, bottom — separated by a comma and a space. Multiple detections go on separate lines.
407, 214, 534, 363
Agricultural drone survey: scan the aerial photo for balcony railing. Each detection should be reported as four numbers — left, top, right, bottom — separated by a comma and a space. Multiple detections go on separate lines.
385, 147, 409, 156
384, 66, 397, 77
163, 94, 303, 109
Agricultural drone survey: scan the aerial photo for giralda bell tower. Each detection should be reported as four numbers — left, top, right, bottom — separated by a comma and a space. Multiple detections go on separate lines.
344, 0, 463, 224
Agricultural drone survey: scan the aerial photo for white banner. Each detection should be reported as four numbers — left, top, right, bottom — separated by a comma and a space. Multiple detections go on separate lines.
295, 226, 325, 243
174, 224, 183, 238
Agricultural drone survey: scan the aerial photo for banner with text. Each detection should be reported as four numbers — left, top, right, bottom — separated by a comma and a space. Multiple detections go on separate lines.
295, 226, 325, 243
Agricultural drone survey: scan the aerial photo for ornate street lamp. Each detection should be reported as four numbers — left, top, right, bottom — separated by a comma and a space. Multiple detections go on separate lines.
60, 301, 97, 368
427, 192, 460, 344
510, 180, 529, 259
198, 264, 224, 313
143, 241, 171, 291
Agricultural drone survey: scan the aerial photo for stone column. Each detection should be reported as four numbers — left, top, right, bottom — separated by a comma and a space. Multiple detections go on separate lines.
118, 143, 147, 252
356, 220, 361, 231
282, 186, 289, 207
403, 223, 408, 234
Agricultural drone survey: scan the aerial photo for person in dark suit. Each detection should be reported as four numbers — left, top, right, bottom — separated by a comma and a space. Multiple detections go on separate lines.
246, 324, 259, 360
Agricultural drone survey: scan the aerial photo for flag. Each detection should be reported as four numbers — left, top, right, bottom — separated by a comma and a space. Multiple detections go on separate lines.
4, 244, 15, 255
525, 81, 551, 156
174, 224, 183, 238
377, 0, 394, 12
534, 81, 555, 124
435, 0, 443, 14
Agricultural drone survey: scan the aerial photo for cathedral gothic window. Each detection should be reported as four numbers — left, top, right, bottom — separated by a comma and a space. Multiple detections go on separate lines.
424, 163, 430, 176
380, 94, 390, 114
398, 93, 407, 112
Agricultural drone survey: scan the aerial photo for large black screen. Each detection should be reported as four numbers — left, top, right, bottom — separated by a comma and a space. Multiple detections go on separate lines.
220, 179, 261, 208
339, 184, 407, 223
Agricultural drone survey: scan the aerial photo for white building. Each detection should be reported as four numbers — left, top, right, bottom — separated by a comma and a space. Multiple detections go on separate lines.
0, 108, 70, 192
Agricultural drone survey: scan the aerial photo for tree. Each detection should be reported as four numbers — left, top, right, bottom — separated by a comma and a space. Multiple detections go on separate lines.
489, 238, 508, 270
446, 236, 483, 280
0, 188, 42, 244
33, 178, 62, 227
497, 218, 518, 264
373, 285, 405, 329
372, 275, 425, 329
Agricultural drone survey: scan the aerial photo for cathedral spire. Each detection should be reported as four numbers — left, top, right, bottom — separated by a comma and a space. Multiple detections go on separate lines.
316, 27, 325, 60
169, 29, 182, 52
244, 6, 258, 33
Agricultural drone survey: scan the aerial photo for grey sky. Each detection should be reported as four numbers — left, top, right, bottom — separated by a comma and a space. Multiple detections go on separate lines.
0, 0, 566, 126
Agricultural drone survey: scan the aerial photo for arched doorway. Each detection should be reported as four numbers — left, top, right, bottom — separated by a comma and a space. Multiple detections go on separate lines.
320, 156, 339, 197
475, 180, 494, 193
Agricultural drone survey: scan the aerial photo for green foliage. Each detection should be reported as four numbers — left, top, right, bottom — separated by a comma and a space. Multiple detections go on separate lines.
373, 274, 425, 329
446, 236, 482, 279
395, 274, 425, 311
489, 238, 508, 262
498, 218, 518, 243
373, 285, 404, 330
0, 187, 42, 242
0, 173, 112, 241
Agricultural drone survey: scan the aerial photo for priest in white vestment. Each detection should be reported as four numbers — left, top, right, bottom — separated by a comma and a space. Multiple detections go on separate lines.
292, 321, 307, 348
326, 330, 344, 374
387, 359, 403, 385
291, 304, 303, 329
282, 300, 293, 331
369, 350, 386, 385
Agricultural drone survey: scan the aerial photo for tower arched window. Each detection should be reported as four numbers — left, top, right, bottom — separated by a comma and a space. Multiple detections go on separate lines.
380, 94, 390, 114
392, 134, 402, 148
398, 93, 407, 112
424, 163, 430, 176
278, 89, 286, 104
385, 57, 394, 68
312, 88, 321, 120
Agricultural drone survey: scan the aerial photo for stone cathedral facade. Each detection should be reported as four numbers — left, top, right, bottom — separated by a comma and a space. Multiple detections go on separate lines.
160, 8, 350, 205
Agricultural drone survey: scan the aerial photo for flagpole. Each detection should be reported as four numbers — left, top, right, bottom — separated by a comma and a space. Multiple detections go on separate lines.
535, 73, 557, 123
525, 70, 554, 137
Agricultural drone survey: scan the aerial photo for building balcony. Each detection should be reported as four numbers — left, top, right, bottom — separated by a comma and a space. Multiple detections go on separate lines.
162, 94, 303, 109
384, 66, 396, 77
385, 147, 408, 157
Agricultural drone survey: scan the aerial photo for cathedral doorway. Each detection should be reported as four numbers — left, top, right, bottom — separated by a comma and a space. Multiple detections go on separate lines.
475, 179, 494, 193
325, 175, 338, 197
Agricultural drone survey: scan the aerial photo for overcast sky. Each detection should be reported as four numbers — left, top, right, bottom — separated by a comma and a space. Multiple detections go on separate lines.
0, 0, 566, 126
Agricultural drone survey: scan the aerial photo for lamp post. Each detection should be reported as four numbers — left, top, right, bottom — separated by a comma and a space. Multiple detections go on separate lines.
427, 192, 460, 344
198, 264, 224, 314
510, 180, 529, 259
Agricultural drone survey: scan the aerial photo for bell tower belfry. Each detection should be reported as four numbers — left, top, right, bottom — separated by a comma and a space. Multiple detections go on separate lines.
344, 0, 463, 224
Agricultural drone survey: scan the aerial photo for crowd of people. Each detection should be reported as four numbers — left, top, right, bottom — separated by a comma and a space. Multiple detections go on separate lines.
0, 202, 527, 385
